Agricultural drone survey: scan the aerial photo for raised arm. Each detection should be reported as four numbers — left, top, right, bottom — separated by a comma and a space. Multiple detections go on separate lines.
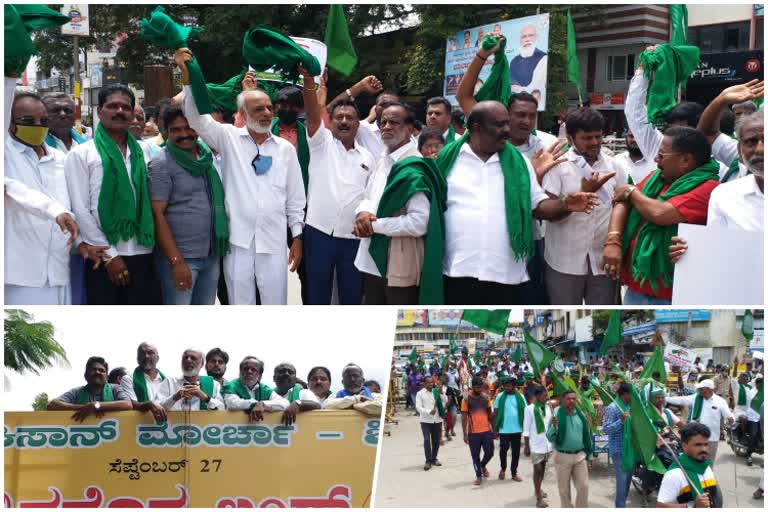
625, 47, 664, 160
299, 65, 322, 137
697, 80, 764, 144
326, 75, 383, 114
456, 37, 504, 116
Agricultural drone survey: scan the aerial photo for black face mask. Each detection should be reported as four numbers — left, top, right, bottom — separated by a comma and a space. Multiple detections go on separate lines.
277, 110, 299, 126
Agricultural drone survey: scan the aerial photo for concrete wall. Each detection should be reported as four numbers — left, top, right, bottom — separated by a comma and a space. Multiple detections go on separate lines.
591, 44, 648, 94
687, 4, 754, 26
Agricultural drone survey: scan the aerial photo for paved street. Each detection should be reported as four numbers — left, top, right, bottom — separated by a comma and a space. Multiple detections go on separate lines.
375, 410, 765, 508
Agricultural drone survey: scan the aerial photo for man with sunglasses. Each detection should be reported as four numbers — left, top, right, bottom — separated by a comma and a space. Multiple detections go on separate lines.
175, 48, 305, 305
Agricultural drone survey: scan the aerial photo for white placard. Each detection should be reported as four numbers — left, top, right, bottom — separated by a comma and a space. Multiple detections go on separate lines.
671, 223, 763, 305
61, 4, 90, 36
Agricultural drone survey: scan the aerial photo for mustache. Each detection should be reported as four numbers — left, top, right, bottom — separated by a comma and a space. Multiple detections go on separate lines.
112, 114, 128, 121
176, 136, 196, 143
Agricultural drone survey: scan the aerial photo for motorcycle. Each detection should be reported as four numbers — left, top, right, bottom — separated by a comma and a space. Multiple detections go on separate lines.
631, 422, 682, 507
726, 417, 764, 459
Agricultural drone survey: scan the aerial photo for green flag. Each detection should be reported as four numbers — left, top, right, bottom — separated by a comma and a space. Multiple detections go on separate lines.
550, 371, 570, 397
440, 354, 449, 369
461, 310, 510, 335
511, 345, 522, 363
669, 5, 689, 45
742, 310, 754, 341
449, 336, 458, 355
324, 4, 357, 76
591, 377, 617, 406
751, 379, 763, 412
524, 330, 556, 375
640, 345, 667, 383
418, 359, 425, 373
628, 385, 668, 474
566, 9, 584, 99
474, 349, 483, 363
599, 311, 623, 356
408, 347, 417, 364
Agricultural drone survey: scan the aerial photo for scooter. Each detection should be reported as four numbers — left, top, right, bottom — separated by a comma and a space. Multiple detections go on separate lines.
726, 417, 764, 460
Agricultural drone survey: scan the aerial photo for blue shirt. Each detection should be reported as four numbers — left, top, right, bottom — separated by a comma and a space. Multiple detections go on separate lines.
494, 392, 523, 434
602, 401, 629, 456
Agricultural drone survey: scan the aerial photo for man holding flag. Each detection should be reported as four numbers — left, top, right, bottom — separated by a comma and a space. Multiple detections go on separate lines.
416, 376, 447, 471
602, 382, 633, 508
523, 384, 554, 508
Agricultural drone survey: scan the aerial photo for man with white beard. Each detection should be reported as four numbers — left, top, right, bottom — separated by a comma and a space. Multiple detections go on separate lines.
174, 47, 305, 305
222, 357, 289, 423
509, 24, 548, 97
156, 349, 224, 411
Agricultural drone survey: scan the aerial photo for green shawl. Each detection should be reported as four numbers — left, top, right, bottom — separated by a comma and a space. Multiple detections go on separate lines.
368, 156, 447, 304
285, 384, 303, 403
737, 382, 752, 407
206, 71, 247, 114
555, 406, 593, 458
689, 392, 704, 421
222, 378, 274, 401
648, 403, 675, 427
5, 4, 69, 76
750, 380, 763, 412
166, 140, 230, 256
197, 376, 215, 410
433, 387, 446, 419
242, 26, 321, 83
94, 124, 155, 247
474, 35, 511, 108
495, 390, 525, 430
621, 159, 720, 292
721, 159, 740, 183
534, 402, 547, 434
139, 6, 211, 114
638, 44, 701, 127
445, 125, 457, 144
669, 453, 710, 496
436, 133, 534, 262
76, 384, 114, 404
132, 367, 166, 403
271, 119, 309, 193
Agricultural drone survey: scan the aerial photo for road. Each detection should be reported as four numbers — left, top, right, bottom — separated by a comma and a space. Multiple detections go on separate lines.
375, 410, 764, 508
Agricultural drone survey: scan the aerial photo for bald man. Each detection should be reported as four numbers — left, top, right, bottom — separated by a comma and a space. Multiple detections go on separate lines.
176, 48, 305, 305
156, 349, 224, 411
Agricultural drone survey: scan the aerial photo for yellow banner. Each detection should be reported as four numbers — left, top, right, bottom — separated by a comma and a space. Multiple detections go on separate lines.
4, 410, 379, 508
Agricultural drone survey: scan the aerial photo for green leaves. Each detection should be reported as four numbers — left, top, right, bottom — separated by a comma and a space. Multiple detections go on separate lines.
4, 309, 68, 375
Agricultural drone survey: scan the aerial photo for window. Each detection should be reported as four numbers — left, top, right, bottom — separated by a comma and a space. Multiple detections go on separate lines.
689, 22, 750, 53
606, 55, 635, 81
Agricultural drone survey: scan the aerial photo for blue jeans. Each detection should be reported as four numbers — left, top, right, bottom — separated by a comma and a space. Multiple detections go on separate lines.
157, 252, 220, 305
623, 289, 672, 306
612, 457, 632, 507
303, 224, 362, 304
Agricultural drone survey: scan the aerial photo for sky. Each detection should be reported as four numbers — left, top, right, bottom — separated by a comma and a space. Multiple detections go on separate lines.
4, 307, 396, 411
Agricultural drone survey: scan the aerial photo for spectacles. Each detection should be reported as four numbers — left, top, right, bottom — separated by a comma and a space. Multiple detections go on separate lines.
14, 116, 49, 127
656, 151, 682, 159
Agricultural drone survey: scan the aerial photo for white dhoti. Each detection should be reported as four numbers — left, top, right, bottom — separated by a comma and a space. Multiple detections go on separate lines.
5, 284, 71, 305
223, 240, 287, 305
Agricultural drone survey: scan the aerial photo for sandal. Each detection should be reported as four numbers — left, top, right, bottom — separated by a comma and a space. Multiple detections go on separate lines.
482, 467, 490, 478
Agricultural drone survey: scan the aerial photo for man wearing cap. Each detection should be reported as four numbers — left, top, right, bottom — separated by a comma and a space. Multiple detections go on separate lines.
665, 378, 734, 465
492, 377, 526, 482
648, 388, 683, 431
416, 376, 447, 470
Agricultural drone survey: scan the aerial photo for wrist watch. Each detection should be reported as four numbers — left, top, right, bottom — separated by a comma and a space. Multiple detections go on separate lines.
94, 401, 101, 410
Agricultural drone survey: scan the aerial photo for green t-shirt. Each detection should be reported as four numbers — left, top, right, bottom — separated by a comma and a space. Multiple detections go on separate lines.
546, 409, 587, 452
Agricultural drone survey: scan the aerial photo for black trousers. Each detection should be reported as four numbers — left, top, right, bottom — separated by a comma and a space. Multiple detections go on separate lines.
746, 419, 761, 457
444, 276, 534, 305
468, 431, 495, 478
362, 274, 419, 305
420, 422, 442, 463
499, 432, 522, 474
86, 253, 160, 305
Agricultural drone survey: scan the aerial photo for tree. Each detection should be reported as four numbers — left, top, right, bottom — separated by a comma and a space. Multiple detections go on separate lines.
32, 392, 50, 411
591, 310, 655, 337
4, 309, 68, 376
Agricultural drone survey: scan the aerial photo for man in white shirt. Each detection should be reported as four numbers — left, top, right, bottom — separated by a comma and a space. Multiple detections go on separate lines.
613, 128, 656, 185
353, 103, 429, 304
119, 342, 168, 423
416, 376, 447, 470
156, 349, 224, 411
176, 48, 305, 305
222, 357, 289, 422
299, 66, 374, 305
439, 100, 598, 304
523, 385, 554, 508
355, 88, 400, 161
665, 379, 734, 466
272, 362, 321, 426
65, 84, 158, 305
5, 91, 78, 305
543, 107, 625, 305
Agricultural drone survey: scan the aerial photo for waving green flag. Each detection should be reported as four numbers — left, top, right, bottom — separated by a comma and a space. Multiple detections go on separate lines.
408, 347, 418, 364
628, 385, 668, 474
524, 330, 556, 375
5, 5, 70, 76
742, 310, 754, 342
669, 5, 689, 45
449, 336, 458, 355
511, 344, 522, 363
474, 35, 511, 107
566, 9, 584, 102
640, 344, 667, 383
324, 4, 357, 76
461, 310, 510, 336
599, 311, 623, 356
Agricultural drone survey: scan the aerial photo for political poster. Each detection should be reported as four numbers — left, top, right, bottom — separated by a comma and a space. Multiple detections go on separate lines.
443, 14, 550, 110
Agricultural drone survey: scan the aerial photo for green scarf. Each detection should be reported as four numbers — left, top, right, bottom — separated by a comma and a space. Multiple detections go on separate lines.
580, 384, 594, 401
368, 156, 447, 304
555, 406, 593, 458
139, 6, 211, 114
222, 378, 274, 401
750, 380, 763, 412
638, 44, 701, 127
132, 367, 166, 402
242, 26, 321, 83
721, 159, 741, 183
76, 384, 114, 404
436, 133, 534, 262
433, 387, 446, 419
669, 453, 711, 496
737, 382, 752, 407
206, 71, 247, 114
166, 140, 230, 256
445, 125, 457, 144
534, 402, 547, 434
495, 391, 525, 430
648, 403, 675, 427
689, 392, 704, 421
94, 124, 155, 247
271, 119, 309, 194
285, 384, 303, 403
197, 376, 215, 410
5, 4, 69, 76
474, 35, 511, 108
622, 159, 720, 292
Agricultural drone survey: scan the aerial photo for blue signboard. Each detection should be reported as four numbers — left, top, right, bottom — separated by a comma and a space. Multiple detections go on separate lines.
655, 310, 711, 323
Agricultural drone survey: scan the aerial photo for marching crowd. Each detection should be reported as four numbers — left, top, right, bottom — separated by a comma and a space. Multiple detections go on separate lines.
5, 16, 764, 306
46, 342, 382, 422
401, 346, 764, 508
